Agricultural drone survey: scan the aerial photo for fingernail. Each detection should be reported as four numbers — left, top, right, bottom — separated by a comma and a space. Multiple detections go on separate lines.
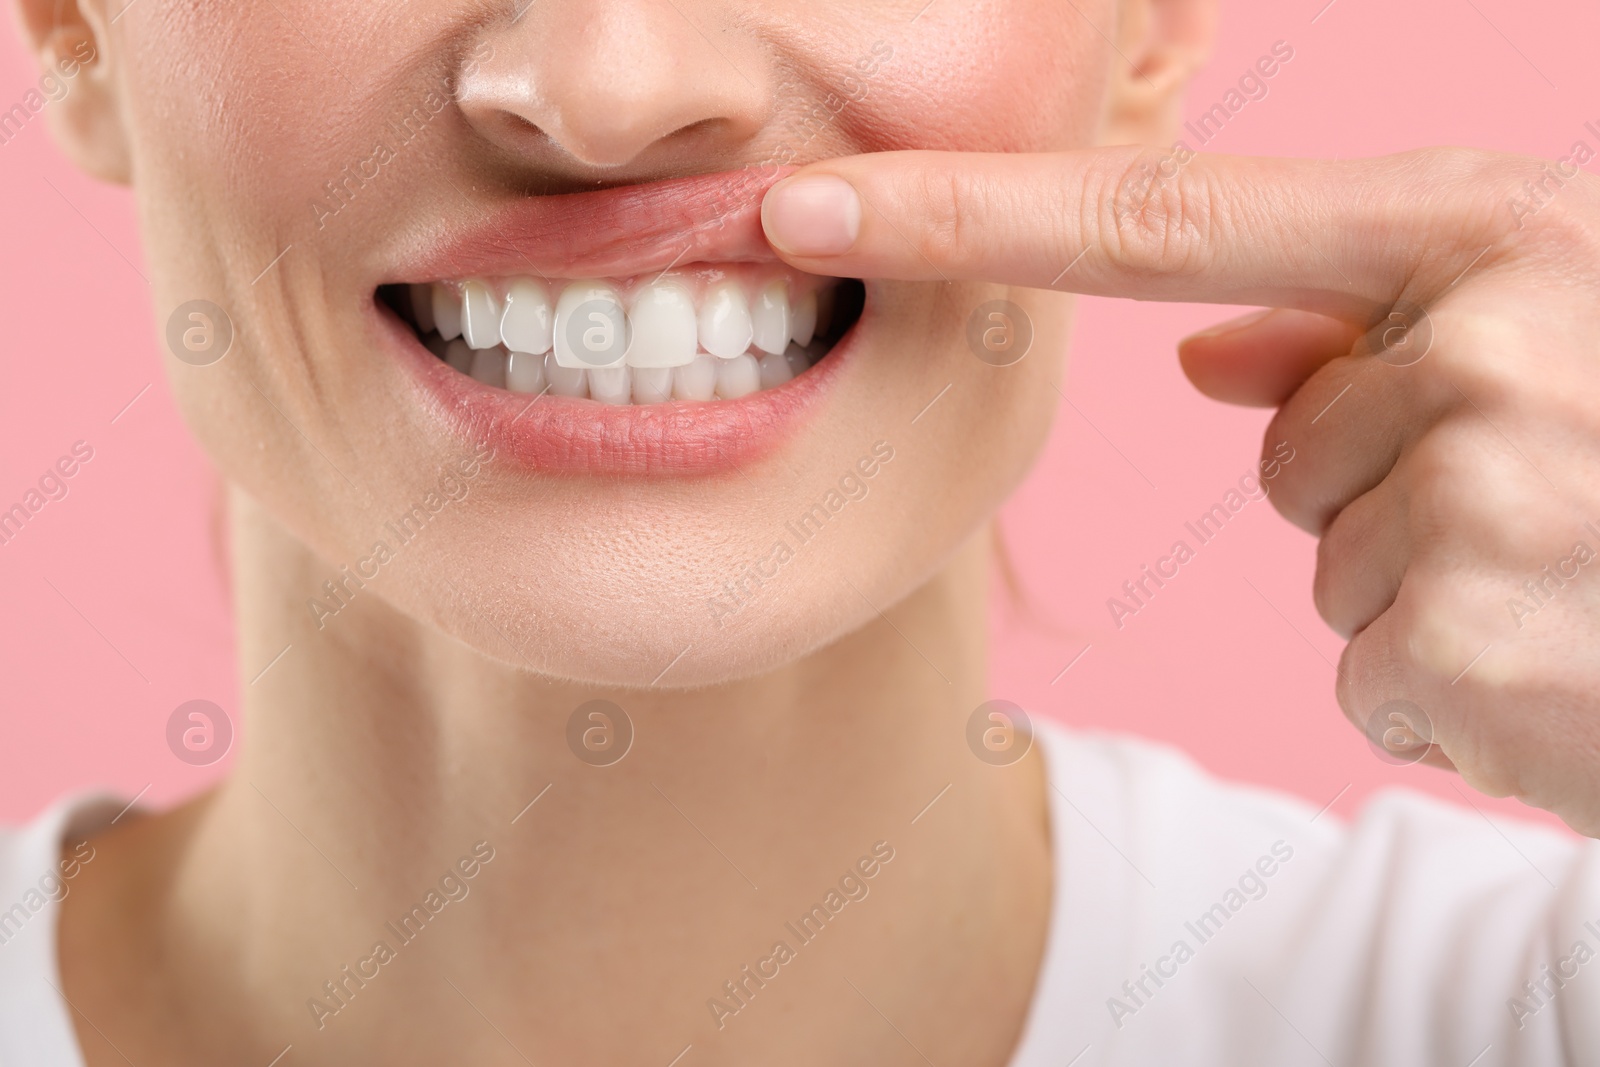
762, 175, 862, 257
1181, 308, 1275, 344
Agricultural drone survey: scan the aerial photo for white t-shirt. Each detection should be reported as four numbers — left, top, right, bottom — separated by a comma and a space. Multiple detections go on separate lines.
3, 721, 1597, 1066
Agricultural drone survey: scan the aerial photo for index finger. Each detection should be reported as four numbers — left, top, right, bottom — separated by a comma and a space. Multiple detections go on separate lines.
758, 146, 1509, 321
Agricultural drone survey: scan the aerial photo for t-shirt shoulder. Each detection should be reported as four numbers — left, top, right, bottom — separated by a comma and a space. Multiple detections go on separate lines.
1016, 720, 1600, 1067
0, 794, 125, 1067
7, 732, 1600, 1067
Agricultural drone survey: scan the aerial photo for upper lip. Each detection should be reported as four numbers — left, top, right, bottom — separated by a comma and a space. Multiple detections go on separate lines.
399, 165, 798, 283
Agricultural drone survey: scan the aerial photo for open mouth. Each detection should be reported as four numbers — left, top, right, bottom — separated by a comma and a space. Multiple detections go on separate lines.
380, 269, 865, 406
372, 167, 864, 475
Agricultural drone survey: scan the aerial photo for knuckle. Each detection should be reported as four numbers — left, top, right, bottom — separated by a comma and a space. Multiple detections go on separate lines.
1431, 309, 1525, 398
1310, 549, 1345, 636
1408, 146, 1509, 196
1433, 305, 1600, 446
1258, 418, 1321, 532
1402, 416, 1545, 553
1312, 513, 1364, 637
1355, 148, 1600, 308
1313, 485, 1405, 641
1401, 583, 1474, 679
1499, 156, 1600, 266
1333, 628, 1401, 728
1396, 425, 1476, 532
910, 165, 996, 272
1410, 146, 1600, 283
1094, 148, 1218, 280
909, 166, 966, 268
1379, 149, 1541, 288
1418, 147, 1529, 229
1393, 147, 1509, 241
1389, 569, 1496, 691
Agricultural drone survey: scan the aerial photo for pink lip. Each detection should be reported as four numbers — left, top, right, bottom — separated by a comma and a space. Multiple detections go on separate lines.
405, 165, 797, 282
376, 166, 857, 478
381, 310, 853, 477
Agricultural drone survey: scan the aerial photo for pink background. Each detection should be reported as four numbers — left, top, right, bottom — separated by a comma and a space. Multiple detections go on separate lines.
1, 0, 1592, 833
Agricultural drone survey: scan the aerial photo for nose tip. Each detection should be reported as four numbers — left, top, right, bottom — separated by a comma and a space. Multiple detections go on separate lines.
456, 2, 771, 172
525, 89, 738, 172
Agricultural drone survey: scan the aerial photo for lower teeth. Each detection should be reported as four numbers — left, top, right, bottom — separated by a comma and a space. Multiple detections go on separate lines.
425, 336, 831, 404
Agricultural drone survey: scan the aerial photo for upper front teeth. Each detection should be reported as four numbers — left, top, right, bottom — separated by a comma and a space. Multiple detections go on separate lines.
552, 281, 628, 368
500, 278, 554, 356
431, 285, 463, 341
750, 281, 790, 356
417, 274, 831, 371
790, 290, 817, 348
627, 281, 697, 368
698, 282, 753, 360
461, 280, 502, 350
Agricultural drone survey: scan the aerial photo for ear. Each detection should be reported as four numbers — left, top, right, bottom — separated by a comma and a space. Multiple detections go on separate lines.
10, 0, 130, 182
1099, 0, 1218, 148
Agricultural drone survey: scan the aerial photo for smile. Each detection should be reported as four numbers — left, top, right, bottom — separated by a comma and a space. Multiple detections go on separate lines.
373, 167, 870, 477
382, 269, 864, 405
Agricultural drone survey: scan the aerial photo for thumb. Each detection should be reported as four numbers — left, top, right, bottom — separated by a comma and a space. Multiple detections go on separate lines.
1177, 307, 1365, 408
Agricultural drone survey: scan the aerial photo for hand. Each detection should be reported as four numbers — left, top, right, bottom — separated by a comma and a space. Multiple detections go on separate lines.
760, 145, 1600, 836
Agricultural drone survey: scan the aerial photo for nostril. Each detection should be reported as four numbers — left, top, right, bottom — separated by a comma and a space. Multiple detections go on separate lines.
454, 2, 772, 176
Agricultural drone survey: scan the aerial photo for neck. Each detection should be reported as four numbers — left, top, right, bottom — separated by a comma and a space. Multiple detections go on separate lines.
65, 488, 1052, 1067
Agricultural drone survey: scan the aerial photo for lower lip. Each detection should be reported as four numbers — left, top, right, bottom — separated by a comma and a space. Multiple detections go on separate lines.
375, 302, 858, 477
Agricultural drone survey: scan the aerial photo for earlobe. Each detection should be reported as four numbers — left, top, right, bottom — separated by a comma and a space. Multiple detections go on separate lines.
13, 0, 131, 183
1098, 0, 1218, 149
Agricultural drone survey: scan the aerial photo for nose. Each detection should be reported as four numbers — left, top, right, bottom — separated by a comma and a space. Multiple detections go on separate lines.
456, 1, 772, 171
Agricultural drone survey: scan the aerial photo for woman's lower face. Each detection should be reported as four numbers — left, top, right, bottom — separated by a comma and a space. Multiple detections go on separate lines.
131, 0, 1108, 685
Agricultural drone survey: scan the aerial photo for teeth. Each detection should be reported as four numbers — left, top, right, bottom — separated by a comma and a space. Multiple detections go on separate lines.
699, 282, 754, 360
632, 367, 674, 404
462, 280, 503, 350
543, 351, 588, 398
433, 285, 463, 341
673, 354, 718, 401
588, 365, 632, 405
758, 350, 794, 390
750, 281, 791, 356
554, 281, 628, 369
444, 338, 475, 375
410, 284, 437, 334
626, 280, 698, 368
506, 349, 546, 394
470, 345, 507, 387
790, 290, 817, 347
418, 275, 847, 403
784, 344, 810, 379
501, 278, 553, 356
715, 353, 761, 399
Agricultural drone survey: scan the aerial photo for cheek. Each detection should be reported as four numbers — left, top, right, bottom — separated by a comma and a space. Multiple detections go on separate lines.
123, 4, 408, 252
849, 0, 1113, 153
